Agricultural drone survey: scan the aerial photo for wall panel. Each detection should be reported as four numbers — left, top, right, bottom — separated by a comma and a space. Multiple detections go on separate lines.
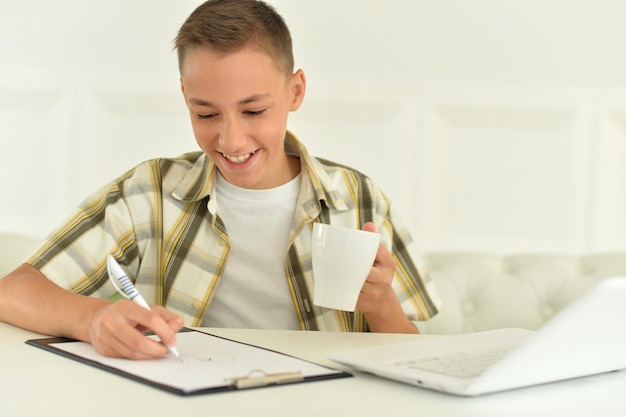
0, 89, 75, 237
3, 0, 626, 256
413, 99, 592, 253
75, 90, 195, 196
588, 111, 626, 250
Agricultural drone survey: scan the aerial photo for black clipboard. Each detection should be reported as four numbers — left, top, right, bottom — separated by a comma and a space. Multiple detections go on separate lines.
26, 328, 351, 396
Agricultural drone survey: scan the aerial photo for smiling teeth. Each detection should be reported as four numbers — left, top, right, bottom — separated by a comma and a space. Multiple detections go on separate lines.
223, 151, 254, 163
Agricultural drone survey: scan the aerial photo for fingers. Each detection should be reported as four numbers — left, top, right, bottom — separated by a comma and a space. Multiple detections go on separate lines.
360, 222, 395, 283
90, 300, 183, 360
360, 222, 394, 270
150, 304, 185, 347
356, 222, 398, 313
361, 222, 376, 233
152, 304, 185, 331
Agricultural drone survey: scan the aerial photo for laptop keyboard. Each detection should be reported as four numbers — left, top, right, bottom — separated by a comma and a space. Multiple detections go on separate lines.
393, 346, 516, 379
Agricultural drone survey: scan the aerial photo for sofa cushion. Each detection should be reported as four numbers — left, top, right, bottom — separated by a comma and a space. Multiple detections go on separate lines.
415, 252, 626, 334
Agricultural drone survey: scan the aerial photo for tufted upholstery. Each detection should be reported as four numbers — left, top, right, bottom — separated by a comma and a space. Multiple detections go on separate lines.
415, 252, 626, 335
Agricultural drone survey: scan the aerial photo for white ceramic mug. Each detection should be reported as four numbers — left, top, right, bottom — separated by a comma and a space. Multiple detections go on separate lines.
311, 223, 381, 311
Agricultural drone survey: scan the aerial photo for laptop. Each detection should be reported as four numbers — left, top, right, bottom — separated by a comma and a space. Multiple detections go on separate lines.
327, 276, 626, 396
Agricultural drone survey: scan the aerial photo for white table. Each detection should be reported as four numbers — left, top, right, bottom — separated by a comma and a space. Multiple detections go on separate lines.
1, 322, 625, 417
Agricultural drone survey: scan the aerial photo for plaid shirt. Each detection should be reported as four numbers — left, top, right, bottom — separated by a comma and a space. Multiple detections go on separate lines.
28, 132, 440, 331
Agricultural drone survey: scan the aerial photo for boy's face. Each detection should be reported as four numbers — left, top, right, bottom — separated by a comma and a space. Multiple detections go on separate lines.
180, 46, 305, 189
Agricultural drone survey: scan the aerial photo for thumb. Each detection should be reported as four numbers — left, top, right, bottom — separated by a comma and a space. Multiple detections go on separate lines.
362, 222, 377, 233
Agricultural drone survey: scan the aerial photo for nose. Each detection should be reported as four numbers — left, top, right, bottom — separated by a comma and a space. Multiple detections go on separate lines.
218, 117, 247, 154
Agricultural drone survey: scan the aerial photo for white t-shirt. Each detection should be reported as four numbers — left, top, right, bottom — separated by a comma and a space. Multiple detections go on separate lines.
201, 172, 301, 329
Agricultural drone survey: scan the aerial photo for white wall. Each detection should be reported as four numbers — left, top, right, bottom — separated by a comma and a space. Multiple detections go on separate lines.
2, 0, 626, 254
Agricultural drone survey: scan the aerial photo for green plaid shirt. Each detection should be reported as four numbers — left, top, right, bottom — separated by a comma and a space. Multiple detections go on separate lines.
28, 132, 440, 331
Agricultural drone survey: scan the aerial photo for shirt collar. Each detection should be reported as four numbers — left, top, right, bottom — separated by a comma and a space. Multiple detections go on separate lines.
170, 131, 348, 211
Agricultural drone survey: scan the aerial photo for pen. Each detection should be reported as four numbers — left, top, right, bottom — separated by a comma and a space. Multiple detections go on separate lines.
106, 255, 182, 361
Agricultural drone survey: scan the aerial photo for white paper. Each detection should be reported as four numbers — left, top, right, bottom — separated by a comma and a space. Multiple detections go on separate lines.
51, 331, 342, 393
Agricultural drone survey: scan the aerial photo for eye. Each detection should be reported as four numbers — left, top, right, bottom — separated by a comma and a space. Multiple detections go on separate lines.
196, 113, 217, 120
245, 109, 266, 117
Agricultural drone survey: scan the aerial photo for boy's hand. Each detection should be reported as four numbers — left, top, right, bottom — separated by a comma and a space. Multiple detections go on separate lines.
89, 300, 184, 359
356, 222, 418, 334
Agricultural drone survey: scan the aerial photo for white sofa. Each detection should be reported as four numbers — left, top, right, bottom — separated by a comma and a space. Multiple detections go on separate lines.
415, 252, 626, 334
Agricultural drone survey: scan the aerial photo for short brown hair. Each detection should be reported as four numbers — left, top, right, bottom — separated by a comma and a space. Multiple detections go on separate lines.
174, 0, 294, 75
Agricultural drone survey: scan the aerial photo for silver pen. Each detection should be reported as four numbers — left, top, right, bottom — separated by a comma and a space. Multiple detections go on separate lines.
106, 255, 182, 361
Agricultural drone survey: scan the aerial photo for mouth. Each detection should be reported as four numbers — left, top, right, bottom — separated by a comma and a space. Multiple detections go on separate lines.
221, 150, 258, 164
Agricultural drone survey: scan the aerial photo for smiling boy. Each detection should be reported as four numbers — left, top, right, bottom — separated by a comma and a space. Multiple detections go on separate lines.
0, 0, 440, 359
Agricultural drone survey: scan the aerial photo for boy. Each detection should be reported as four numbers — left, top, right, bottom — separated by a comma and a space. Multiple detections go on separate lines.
0, 0, 440, 359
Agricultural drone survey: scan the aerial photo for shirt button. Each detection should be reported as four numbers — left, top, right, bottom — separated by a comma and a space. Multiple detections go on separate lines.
192, 300, 203, 309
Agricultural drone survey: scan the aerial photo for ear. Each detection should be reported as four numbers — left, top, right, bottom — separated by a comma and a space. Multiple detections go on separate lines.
289, 69, 306, 111
180, 77, 187, 102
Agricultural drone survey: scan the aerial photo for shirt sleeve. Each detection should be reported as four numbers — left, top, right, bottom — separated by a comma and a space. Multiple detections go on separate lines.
380, 202, 442, 322
26, 176, 141, 298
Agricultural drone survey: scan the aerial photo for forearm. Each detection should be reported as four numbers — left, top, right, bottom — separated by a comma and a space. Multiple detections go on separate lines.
364, 298, 419, 334
0, 263, 110, 342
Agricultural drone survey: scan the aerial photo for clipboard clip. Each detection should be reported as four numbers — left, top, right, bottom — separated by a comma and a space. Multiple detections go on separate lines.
228, 369, 304, 389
